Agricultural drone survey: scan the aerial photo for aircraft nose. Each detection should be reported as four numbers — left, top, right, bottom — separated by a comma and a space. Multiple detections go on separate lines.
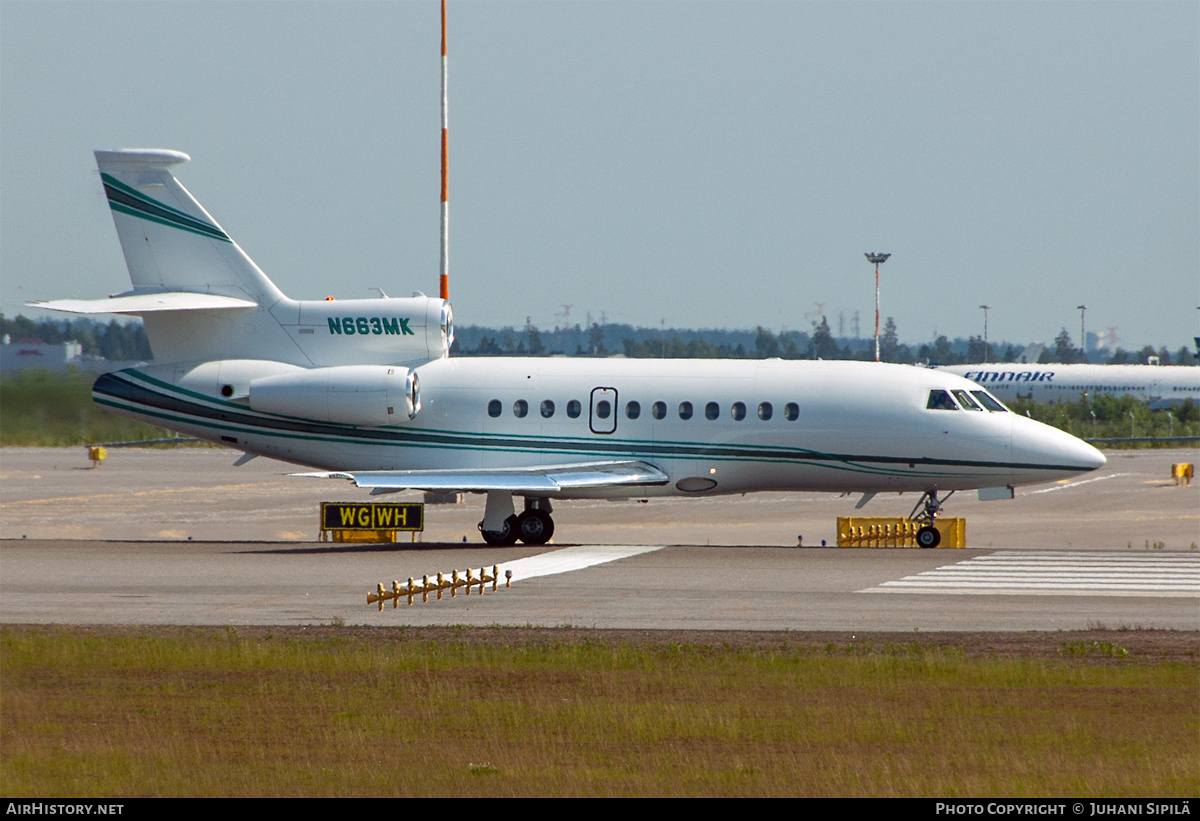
1081, 439, 1106, 470
1011, 416, 1106, 477
1043, 425, 1106, 471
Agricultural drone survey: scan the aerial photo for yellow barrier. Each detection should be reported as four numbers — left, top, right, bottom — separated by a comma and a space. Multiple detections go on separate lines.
1171, 463, 1193, 486
836, 516, 966, 548
327, 529, 401, 543
87, 446, 107, 468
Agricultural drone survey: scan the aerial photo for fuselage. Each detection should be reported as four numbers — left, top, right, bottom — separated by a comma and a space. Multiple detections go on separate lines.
94, 357, 1106, 499
938, 363, 1200, 408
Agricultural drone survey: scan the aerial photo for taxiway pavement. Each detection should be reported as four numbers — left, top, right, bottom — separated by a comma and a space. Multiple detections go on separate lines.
1, 447, 1196, 630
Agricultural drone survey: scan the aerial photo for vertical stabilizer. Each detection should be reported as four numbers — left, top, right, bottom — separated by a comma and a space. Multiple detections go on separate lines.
95, 149, 286, 306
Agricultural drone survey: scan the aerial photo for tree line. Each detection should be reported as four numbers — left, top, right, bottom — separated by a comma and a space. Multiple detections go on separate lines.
455, 316, 1197, 366
1, 314, 152, 362
3, 312, 1194, 367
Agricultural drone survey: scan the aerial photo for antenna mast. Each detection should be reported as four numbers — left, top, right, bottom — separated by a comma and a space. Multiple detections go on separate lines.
439, 0, 449, 301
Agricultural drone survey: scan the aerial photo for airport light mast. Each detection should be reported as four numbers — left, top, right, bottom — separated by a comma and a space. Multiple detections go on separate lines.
1077, 304, 1087, 363
979, 304, 990, 363
865, 252, 891, 362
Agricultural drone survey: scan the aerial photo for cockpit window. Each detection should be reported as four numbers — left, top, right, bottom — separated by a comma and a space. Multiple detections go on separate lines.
952, 389, 983, 411
970, 390, 1009, 412
926, 389, 959, 411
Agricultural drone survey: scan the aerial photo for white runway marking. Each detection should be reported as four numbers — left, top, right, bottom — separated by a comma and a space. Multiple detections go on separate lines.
498, 545, 665, 582
860, 551, 1200, 597
1025, 473, 1129, 494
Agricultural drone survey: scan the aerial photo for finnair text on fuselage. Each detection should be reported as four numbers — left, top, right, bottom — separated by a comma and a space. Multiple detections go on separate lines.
939, 363, 1200, 408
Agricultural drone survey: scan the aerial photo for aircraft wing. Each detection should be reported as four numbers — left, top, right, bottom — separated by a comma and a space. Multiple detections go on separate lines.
295, 460, 670, 493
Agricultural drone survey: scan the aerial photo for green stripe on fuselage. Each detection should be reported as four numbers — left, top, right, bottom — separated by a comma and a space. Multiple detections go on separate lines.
93, 369, 1065, 479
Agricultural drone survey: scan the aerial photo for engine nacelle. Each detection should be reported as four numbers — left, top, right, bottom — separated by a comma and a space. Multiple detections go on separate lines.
248, 365, 421, 427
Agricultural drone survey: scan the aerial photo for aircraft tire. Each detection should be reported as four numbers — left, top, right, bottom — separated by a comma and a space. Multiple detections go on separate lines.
517, 509, 554, 545
481, 515, 520, 546
916, 525, 941, 549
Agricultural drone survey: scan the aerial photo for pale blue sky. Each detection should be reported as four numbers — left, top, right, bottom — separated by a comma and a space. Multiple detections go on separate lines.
2, 1, 1196, 350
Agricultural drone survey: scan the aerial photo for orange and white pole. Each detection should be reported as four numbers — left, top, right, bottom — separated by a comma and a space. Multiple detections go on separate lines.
439, 0, 450, 301
864, 252, 890, 362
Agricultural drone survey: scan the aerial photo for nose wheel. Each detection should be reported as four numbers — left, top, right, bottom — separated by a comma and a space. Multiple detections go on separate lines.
908, 490, 954, 549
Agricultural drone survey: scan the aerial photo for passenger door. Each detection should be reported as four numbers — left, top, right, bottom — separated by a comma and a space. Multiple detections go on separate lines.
589, 387, 618, 435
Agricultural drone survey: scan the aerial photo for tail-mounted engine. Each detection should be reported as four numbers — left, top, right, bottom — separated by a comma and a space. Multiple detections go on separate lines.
172, 359, 422, 427
248, 365, 421, 427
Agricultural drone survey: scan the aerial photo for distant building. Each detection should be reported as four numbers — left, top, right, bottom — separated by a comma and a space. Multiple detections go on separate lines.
0, 336, 146, 375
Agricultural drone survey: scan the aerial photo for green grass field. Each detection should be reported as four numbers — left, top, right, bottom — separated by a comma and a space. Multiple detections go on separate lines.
1, 369, 175, 446
2, 626, 1196, 797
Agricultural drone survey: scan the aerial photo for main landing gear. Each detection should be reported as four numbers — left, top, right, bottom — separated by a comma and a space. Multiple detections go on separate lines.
479, 495, 555, 546
907, 489, 955, 549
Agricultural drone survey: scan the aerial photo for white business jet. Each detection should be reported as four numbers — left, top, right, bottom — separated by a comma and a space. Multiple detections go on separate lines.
33, 149, 1105, 547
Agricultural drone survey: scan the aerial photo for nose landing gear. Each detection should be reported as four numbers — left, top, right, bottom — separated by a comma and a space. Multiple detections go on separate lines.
908, 490, 955, 549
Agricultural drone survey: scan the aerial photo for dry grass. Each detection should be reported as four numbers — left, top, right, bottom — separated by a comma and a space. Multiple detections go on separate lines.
2, 626, 1196, 797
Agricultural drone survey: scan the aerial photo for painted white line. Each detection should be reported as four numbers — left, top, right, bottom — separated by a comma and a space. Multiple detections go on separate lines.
864, 588, 1200, 598
860, 551, 1200, 597
882, 580, 1198, 591
968, 552, 1198, 562
497, 544, 664, 582
1026, 473, 1129, 493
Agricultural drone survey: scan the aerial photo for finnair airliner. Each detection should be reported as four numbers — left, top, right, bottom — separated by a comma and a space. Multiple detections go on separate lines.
33, 149, 1105, 547
939, 363, 1199, 409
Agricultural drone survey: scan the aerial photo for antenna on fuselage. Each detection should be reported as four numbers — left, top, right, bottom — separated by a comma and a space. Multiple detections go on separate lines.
439, 0, 449, 302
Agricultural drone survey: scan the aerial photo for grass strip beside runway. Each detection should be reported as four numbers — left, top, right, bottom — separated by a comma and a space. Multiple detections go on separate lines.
2, 626, 1196, 797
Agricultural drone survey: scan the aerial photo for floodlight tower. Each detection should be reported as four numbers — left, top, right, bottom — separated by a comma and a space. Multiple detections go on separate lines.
979, 304, 991, 362
865, 253, 891, 362
1077, 304, 1087, 363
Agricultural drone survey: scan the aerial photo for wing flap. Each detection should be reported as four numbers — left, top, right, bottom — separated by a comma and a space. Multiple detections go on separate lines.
294, 460, 669, 493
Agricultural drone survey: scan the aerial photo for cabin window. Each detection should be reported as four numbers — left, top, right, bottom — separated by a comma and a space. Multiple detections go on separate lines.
652, 401, 667, 420
595, 400, 612, 419
926, 390, 959, 410
705, 401, 720, 420
567, 400, 582, 418
971, 391, 1008, 412
679, 401, 694, 420
626, 401, 641, 420
514, 399, 529, 418
540, 400, 555, 418
488, 399, 502, 418
731, 401, 746, 421
952, 390, 983, 411
784, 402, 799, 421
757, 402, 773, 421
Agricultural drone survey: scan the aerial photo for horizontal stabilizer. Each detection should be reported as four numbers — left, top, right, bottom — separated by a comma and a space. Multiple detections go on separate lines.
294, 460, 670, 493
30, 292, 257, 315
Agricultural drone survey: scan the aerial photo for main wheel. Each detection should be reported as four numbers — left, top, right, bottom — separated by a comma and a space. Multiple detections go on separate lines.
517, 509, 554, 545
480, 514, 520, 546
916, 525, 941, 548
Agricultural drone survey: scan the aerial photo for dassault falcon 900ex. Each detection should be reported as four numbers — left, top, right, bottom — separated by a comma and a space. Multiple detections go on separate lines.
33, 150, 1106, 547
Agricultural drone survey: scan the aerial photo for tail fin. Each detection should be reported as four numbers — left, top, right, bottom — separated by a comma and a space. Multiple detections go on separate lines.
36, 149, 449, 369
95, 149, 285, 306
